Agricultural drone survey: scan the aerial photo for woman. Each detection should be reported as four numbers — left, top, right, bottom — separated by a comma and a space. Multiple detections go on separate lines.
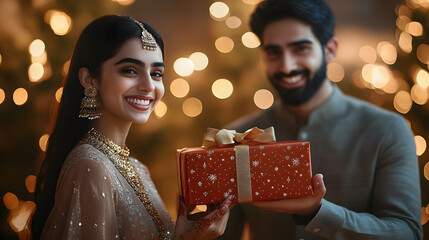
31, 15, 231, 239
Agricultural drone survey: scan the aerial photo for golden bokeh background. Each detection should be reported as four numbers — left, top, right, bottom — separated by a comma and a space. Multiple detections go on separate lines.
0, 0, 428, 239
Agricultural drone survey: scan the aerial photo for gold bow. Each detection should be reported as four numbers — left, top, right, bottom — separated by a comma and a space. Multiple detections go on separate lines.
202, 127, 276, 147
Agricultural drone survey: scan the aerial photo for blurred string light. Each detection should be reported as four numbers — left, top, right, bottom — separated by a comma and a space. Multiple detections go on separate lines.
396, 15, 411, 31
411, 84, 429, 105
55, 87, 63, 103
31, 51, 48, 65
212, 79, 233, 99
28, 39, 45, 57
0, 88, 5, 104
241, 32, 260, 48
415, 69, 429, 88
406, 0, 429, 9
417, 44, 429, 64
28, 63, 44, 82
44, 10, 72, 36
111, 0, 135, 5
62, 60, 71, 77
209, 2, 229, 21
361, 64, 392, 89
170, 78, 190, 98
0, 53, 2, 65
393, 90, 413, 114
226, 16, 242, 29
425, 161, 429, 181
423, 207, 429, 225
254, 89, 274, 109
8, 201, 35, 233
405, 21, 423, 36
327, 62, 345, 82
396, 5, 412, 18
25, 175, 36, 193
189, 52, 209, 71
3, 192, 18, 210
215, 36, 234, 53
359, 45, 377, 64
174, 58, 194, 77
398, 32, 413, 53
242, 0, 261, 5
154, 100, 167, 118
377, 41, 397, 65
415, 135, 427, 156
13, 88, 28, 106
182, 97, 202, 117
39, 134, 49, 151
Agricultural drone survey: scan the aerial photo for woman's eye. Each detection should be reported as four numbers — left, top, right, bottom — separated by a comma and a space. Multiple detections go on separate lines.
152, 71, 164, 78
122, 67, 137, 74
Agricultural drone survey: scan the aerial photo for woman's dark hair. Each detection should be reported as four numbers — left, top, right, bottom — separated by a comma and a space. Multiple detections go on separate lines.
31, 15, 164, 239
249, 0, 335, 46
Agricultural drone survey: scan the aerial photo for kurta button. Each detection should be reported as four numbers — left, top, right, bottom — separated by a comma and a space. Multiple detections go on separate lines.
313, 228, 321, 232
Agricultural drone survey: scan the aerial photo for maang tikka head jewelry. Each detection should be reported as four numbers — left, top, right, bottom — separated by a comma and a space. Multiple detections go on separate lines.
79, 86, 101, 120
131, 18, 157, 51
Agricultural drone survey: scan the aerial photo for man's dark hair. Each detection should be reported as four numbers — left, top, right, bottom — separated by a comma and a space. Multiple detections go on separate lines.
250, 0, 335, 46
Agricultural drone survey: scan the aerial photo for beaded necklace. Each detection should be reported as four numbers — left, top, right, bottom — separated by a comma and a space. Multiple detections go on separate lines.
81, 128, 170, 239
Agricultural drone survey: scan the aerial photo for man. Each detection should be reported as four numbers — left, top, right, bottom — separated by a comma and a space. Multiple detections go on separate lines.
219, 0, 423, 239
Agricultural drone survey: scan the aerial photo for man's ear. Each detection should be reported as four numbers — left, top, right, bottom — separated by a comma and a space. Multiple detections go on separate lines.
78, 68, 97, 89
324, 37, 338, 63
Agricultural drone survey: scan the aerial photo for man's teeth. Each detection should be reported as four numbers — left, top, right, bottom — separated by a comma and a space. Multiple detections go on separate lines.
283, 76, 301, 84
126, 98, 150, 106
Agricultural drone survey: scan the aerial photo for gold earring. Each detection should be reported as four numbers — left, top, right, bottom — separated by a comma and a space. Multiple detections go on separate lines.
79, 86, 101, 120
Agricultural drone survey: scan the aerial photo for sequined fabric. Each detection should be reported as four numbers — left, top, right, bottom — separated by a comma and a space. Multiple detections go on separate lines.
41, 144, 175, 239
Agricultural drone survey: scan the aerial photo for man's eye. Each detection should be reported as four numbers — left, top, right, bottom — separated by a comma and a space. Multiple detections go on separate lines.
296, 45, 310, 52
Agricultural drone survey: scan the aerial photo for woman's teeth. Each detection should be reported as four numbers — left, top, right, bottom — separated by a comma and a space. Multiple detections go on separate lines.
126, 98, 150, 106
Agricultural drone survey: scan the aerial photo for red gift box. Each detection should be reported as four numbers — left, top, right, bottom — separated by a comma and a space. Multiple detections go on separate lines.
177, 131, 313, 205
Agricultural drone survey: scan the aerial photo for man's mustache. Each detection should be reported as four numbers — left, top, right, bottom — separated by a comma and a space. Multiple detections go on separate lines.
273, 69, 309, 80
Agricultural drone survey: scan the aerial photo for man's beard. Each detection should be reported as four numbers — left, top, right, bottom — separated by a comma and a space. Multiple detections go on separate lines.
268, 59, 327, 106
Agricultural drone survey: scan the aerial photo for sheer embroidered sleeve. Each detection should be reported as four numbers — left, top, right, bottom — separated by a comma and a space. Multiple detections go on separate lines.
42, 144, 121, 240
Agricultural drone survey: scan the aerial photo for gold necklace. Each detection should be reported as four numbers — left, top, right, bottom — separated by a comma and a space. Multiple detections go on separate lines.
82, 128, 171, 239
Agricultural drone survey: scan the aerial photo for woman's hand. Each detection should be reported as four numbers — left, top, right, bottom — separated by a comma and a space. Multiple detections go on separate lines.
173, 196, 233, 240
251, 174, 326, 216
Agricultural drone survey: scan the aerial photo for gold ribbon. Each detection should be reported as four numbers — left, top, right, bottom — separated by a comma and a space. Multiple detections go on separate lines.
202, 127, 276, 202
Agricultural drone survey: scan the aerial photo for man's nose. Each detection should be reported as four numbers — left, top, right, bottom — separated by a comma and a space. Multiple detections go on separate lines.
280, 53, 298, 75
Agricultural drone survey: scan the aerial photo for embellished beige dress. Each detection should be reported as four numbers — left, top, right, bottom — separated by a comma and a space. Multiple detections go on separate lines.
41, 143, 175, 239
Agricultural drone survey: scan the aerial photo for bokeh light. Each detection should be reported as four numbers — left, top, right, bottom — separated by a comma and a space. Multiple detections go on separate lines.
411, 84, 428, 105
45, 10, 72, 35
242, 32, 260, 48
25, 175, 37, 193
13, 88, 28, 106
154, 100, 167, 118
377, 41, 397, 65
212, 79, 233, 99
182, 98, 203, 117
423, 207, 429, 225
0, 88, 5, 104
226, 16, 242, 29
425, 161, 429, 181
209, 2, 229, 20
215, 36, 234, 53
361, 64, 392, 88
0, 53, 2, 65
327, 62, 345, 82
406, 21, 423, 36
393, 90, 412, 114
415, 135, 427, 156
62, 60, 71, 77
170, 78, 190, 98
189, 52, 209, 71
3, 192, 18, 210
31, 51, 47, 64
111, 0, 135, 5
55, 87, 63, 103
359, 45, 377, 64
174, 58, 194, 77
39, 134, 49, 152
254, 89, 274, 109
242, 0, 261, 4
8, 201, 36, 233
28, 39, 45, 57
398, 32, 412, 53
28, 63, 44, 82
415, 69, 429, 88
417, 44, 429, 64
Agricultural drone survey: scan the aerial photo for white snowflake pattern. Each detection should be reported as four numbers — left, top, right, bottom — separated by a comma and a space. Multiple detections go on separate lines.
252, 160, 260, 167
274, 167, 278, 171
292, 158, 300, 166
285, 155, 290, 160
255, 192, 259, 196
283, 193, 287, 196
203, 162, 207, 169
287, 146, 291, 150
307, 185, 313, 190
287, 177, 291, 183
259, 146, 264, 150
208, 174, 217, 182
230, 156, 235, 160
207, 151, 213, 156
230, 178, 235, 182
203, 192, 208, 196
198, 181, 202, 186
190, 169, 195, 174
223, 192, 230, 198
197, 154, 201, 158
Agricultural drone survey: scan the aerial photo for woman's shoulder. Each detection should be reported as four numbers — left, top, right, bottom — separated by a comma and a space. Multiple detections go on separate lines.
62, 143, 112, 174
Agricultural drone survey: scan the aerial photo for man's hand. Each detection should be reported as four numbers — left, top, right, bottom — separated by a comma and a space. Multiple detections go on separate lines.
251, 174, 326, 216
